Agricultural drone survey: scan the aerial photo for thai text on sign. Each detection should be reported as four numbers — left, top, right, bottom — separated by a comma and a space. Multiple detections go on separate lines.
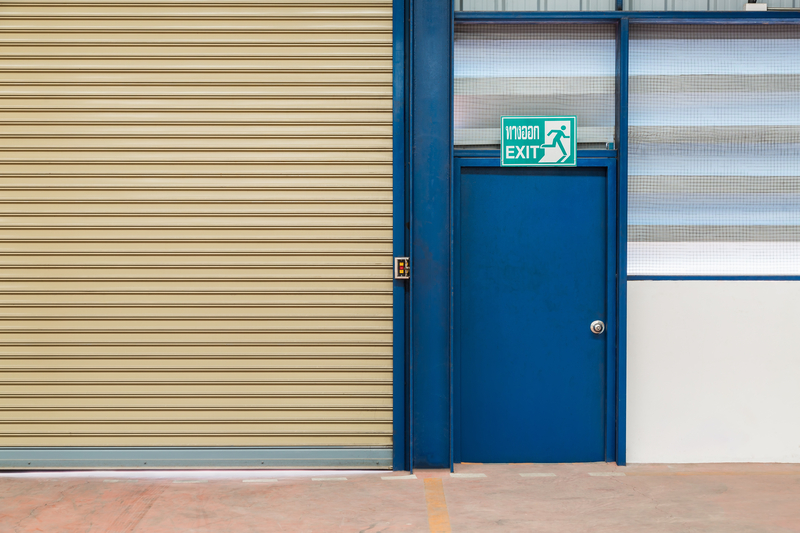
501, 116, 577, 167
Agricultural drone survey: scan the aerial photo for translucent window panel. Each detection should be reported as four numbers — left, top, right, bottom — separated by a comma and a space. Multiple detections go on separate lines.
628, 25, 800, 276
457, 0, 615, 10
454, 24, 616, 149
456, 0, 800, 10
624, 0, 800, 10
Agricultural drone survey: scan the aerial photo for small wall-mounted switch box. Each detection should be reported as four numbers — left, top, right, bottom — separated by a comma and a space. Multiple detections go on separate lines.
394, 257, 410, 280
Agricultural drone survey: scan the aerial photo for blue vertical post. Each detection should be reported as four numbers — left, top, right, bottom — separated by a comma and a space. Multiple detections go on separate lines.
392, 0, 408, 472
605, 158, 618, 463
615, 17, 629, 466
410, 0, 452, 469
407, 0, 414, 473
448, 0, 455, 474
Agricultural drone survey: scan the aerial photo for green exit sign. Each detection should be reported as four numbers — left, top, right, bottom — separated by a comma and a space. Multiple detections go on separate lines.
501, 116, 577, 167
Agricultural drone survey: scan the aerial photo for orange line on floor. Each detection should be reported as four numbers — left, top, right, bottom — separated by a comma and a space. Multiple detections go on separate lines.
423, 478, 452, 533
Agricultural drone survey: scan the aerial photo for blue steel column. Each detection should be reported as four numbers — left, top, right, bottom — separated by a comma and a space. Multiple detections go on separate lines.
616, 17, 629, 466
392, 0, 408, 472
410, 0, 452, 469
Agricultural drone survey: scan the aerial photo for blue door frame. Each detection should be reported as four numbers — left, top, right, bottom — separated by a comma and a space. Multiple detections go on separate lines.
452, 154, 618, 465
393, 2, 800, 471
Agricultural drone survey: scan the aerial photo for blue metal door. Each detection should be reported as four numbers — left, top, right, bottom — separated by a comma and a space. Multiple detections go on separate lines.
455, 162, 610, 463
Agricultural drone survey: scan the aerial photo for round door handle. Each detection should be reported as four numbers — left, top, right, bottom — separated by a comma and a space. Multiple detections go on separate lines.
590, 320, 605, 335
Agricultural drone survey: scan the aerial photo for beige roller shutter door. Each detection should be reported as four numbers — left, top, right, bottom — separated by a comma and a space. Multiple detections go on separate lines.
0, 1, 392, 461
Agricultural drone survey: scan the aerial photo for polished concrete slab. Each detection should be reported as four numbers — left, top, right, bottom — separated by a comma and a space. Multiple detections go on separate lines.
1, 463, 799, 532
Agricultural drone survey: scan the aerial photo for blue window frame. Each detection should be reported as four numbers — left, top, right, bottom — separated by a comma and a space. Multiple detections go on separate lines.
396, 5, 800, 471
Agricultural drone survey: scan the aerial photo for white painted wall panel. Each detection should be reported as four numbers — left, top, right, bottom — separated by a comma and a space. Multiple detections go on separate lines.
627, 281, 800, 463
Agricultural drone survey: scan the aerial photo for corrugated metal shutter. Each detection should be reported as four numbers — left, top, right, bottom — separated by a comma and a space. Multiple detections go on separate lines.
0, 1, 392, 459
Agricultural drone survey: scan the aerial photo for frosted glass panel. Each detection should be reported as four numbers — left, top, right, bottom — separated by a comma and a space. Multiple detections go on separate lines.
457, 0, 615, 10
628, 25, 800, 276
624, 0, 800, 9
456, 0, 800, 10
454, 24, 616, 148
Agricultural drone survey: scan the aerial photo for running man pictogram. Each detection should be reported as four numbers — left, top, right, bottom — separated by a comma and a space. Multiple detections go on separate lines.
542, 125, 571, 163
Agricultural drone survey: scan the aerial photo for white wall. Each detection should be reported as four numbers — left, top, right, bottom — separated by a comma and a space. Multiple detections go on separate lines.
627, 281, 800, 463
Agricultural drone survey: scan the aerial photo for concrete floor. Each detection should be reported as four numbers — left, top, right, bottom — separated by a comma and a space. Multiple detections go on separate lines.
1, 463, 799, 532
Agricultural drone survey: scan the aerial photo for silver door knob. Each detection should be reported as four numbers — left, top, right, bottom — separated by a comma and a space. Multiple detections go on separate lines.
590, 320, 605, 335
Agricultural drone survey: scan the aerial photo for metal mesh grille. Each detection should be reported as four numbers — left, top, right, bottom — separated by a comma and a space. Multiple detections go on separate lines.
625, 0, 800, 10
457, 0, 615, 10
454, 24, 616, 149
629, 24, 800, 276
455, 0, 800, 11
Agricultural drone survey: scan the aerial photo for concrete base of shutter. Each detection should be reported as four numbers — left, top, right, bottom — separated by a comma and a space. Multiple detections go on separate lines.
0, 446, 392, 470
